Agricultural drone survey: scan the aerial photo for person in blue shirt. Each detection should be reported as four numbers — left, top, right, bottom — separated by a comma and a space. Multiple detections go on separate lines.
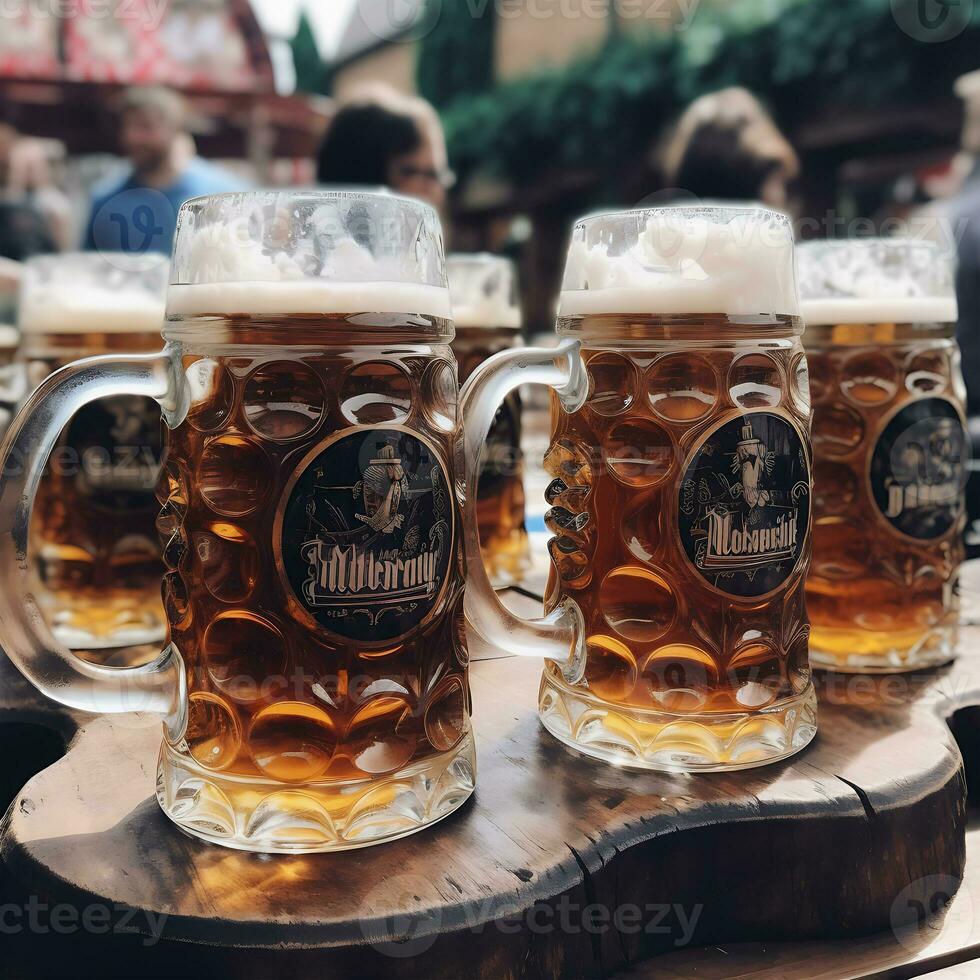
84, 86, 246, 256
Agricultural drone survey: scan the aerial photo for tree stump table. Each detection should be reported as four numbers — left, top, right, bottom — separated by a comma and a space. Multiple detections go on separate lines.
0, 605, 975, 979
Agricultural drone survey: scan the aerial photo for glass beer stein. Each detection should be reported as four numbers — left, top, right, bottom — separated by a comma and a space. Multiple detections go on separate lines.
465, 207, 818, 770
799, 239, 967, 673
17, 253, 168, 653
448, 254, 531, 585
0, 190, 584, 852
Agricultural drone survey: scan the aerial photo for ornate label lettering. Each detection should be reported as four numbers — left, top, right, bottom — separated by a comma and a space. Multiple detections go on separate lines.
280, 428, 453, 642
679, 413, 811, 598
870, 397, 967, 540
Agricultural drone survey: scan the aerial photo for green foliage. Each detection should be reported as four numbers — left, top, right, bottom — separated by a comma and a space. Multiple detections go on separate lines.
417, 0, 497, 107
291, 11, 327, 95
442, 0, 980, 183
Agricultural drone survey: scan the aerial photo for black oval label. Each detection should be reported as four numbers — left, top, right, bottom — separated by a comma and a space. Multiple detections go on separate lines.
679, 413, 811, 598
280, 428, 454, 642
870, 397, 967, 540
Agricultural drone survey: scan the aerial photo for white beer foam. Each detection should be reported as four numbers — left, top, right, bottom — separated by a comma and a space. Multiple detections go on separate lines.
559, 210, 799, 317
798, 239, 956, 326
447, 254, 521, 328
451, 300, 520, 329
19, 289, 165, 334
799, 238, 957, 327
166, 281, 452, 319
801, 297, 957, 327
168, 219, 451, 319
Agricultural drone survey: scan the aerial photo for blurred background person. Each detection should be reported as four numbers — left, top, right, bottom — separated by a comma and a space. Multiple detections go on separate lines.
0, 203, 56, 263
659, 87, 801, 214
0, 120, 58, 263
0, 120, 19, 195
6, 138, 73, 252
84, 86, 246, 256
0, 203, 54, 328
0, 120, 57, 315
950, 70, 980, 416
316, 83, 453, 215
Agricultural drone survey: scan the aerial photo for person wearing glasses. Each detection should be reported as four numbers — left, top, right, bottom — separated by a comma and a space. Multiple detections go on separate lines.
316, 83, 454, 214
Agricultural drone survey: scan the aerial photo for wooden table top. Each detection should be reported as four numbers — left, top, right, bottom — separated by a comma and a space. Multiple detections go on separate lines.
0, 589, 976, 978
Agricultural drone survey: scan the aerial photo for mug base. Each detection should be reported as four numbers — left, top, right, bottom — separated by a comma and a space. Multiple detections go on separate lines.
538, 671, 817, 773
808, 622, 956, 674
155, 732, 477, 853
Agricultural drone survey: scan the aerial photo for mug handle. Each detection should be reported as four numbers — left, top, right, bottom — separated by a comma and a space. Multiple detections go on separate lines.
459, 338, 588, 682
0, 351, 185, 736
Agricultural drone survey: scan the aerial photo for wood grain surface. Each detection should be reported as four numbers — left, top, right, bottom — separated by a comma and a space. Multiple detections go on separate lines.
0, 601, 975, 979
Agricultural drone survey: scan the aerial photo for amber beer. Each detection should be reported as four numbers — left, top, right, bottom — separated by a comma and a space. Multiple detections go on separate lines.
800, 240, 967, 672
448, 254, 530, 585
536, 207, 817, 771
0, 190, 593, 853
158, 320, 471, 829
17, 254, 167, 654
149, 191, 474, 850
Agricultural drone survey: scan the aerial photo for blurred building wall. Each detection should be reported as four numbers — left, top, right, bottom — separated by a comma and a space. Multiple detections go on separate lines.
329, 1, 688, 97
494, 3, 682, 81
332, 43, 417, 98
494, 9, 608, 80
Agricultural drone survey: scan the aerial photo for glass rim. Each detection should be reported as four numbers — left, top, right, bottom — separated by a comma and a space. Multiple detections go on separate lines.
177, 186, 442, 220
571, 203, 793, 233
560, 203, 799, 318
168, 186, 450, 319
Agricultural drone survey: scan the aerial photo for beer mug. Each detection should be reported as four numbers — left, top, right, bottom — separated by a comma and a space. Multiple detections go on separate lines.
448, 254, 531, 585
0, 190, 583, 852
17, 253, 168, 654
799, 239, 967, 673
465, 207, 817, 770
